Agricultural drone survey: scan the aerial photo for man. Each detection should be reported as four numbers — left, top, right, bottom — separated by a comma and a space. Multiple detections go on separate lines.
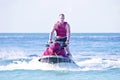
48, 14, 72, 56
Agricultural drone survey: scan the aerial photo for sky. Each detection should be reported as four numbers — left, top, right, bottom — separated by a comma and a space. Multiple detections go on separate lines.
0, 0, 120, 33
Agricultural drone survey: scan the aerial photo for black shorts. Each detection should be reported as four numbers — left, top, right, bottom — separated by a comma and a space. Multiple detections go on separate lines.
55, 37, 67, 42
55, 37, 67, 47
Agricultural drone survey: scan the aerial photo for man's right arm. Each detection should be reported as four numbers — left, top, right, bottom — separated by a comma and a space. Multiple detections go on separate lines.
48, 24, 56, 43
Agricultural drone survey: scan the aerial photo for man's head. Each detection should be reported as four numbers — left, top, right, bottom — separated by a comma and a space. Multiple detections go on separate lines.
59, 14, 65, 23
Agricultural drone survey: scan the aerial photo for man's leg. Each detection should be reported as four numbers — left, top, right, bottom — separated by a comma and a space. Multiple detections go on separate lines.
65, 46, 72, 56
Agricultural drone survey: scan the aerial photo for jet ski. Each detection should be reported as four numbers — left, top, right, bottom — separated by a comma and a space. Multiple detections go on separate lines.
38, 41, 75, 64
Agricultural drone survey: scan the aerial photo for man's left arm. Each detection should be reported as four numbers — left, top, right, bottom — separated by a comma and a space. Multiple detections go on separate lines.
66, 23, 71, 43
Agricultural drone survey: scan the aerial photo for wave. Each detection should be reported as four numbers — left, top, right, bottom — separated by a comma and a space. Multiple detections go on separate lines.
77, 58, 120, 71
0, 48, 120, 71
0, 48, 28, 60
0, 56, 120, 71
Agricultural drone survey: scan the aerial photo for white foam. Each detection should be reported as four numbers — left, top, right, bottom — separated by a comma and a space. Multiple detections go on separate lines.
77, 58, 120, 71
0, 57, 79, 71
0, 56, 120, 71
0, 48, 27, 60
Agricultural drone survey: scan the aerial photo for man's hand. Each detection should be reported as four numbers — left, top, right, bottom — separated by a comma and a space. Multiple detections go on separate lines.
65, 40, 69, 44
47, 40, 53, 44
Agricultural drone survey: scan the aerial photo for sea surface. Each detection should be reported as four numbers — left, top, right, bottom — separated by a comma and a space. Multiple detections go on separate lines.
0, 33, 120, 80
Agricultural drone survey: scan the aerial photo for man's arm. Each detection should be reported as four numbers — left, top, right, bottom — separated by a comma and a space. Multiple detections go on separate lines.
66, 23, 71, 42
48, 24, 56, 42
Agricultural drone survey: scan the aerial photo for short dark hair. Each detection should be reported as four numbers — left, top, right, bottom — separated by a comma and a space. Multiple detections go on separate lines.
59, 14, 65, 17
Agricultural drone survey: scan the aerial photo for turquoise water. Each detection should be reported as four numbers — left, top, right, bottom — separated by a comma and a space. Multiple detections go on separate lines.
0, 33, 120, 80
0, 69, 120, 80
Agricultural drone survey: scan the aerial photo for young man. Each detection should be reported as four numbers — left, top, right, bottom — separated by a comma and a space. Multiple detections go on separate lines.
48, 14, 72, 56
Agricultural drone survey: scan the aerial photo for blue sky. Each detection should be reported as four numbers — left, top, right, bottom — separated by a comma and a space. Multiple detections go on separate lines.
0, 0, 120, 33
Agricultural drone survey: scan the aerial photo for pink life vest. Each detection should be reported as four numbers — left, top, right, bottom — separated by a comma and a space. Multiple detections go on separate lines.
55, 21, 67, 37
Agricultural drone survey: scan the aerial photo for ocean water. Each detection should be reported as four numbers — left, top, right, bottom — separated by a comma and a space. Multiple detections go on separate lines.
0, 33, 120, 80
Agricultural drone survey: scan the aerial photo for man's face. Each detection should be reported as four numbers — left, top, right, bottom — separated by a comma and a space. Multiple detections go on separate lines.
59, 15, 65, 22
